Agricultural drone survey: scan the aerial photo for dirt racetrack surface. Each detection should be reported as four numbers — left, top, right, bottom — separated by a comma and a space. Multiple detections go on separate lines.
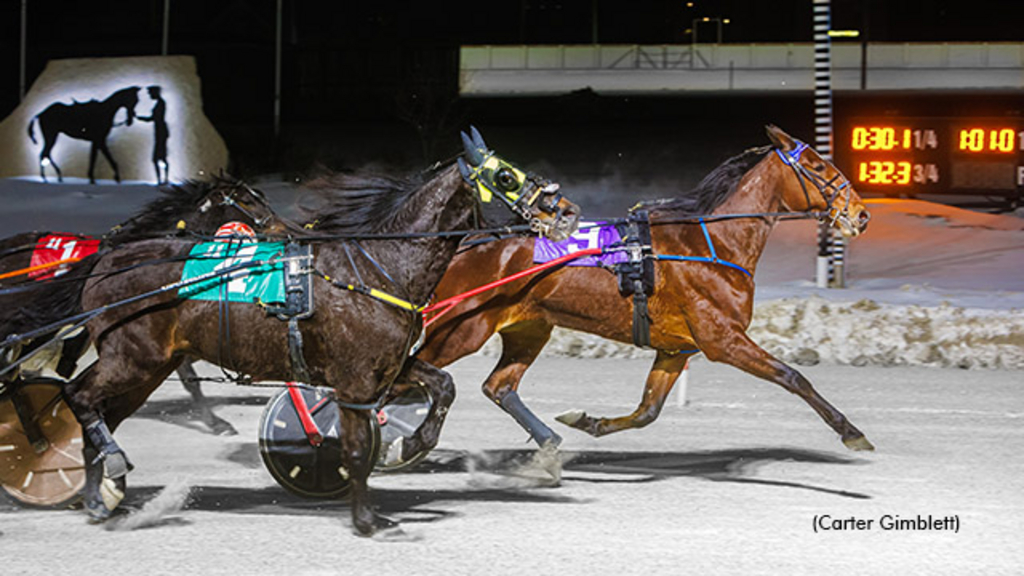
2, 356, 1021, 575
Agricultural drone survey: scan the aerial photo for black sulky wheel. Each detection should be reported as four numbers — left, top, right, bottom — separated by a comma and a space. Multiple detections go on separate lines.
375, 379, 434, 473
0, 381, 86, 508
258, 385, 381, 499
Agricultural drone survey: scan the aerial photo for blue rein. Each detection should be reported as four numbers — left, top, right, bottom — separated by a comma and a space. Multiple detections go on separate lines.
653, 218, 752, 278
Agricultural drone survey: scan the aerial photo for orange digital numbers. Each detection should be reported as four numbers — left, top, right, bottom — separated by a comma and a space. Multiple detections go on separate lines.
851, 127, 917, 151
856, 161, 912, 185
957, 128, 1014, 153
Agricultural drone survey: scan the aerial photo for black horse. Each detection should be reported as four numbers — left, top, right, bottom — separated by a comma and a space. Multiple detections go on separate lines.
0, 178, 283, 438
16, 130, 580, 535
27, 86, 140, 184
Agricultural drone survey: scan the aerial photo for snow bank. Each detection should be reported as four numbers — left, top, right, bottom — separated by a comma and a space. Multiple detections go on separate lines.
481, 296, 1024, 370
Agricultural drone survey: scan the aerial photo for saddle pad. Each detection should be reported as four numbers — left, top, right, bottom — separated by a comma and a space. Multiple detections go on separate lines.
533, 222, 628, 267
179, 241, 286, 304
29, 234, 101, 280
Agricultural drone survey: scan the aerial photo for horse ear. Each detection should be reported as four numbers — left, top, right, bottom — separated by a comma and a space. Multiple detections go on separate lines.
765, 124, 794, 150
470, 125, 488, 152
461, 131, 484, 165
457, 157, 473, 182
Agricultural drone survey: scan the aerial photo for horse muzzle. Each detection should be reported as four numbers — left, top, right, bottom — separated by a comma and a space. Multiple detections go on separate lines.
536, 201, 580, 242
834, 208, 870, 238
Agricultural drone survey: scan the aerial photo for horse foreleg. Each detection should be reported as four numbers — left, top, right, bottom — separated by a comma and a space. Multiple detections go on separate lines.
483, 322, 561, 448
556, 350, 691, 437
388, 358, 455, 466
178, 360, 238, 436
87, 145, 99, 184
63, 398, 132, 521
700, 329, 874, 451
338, 406, 394, 536
96, 142, 120, 183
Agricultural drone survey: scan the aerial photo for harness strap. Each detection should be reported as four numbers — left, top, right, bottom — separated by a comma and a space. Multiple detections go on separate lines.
654, 219, 753, 278
287, 317, 312, 384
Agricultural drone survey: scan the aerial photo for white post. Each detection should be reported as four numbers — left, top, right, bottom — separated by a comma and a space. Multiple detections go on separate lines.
813, 0, 835, 288
675, 359, 690, 407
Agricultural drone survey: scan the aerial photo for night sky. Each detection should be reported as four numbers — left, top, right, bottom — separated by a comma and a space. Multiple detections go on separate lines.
1, 0, 1021, 174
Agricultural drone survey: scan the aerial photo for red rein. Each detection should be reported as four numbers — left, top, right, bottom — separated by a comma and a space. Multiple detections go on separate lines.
421, 247, 602, 328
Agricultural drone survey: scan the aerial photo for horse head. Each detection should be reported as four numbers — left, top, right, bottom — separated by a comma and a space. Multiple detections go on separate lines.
457, 126, 580, 242
766, 124, 870, 238
193, 180, 284, 235
114, 86, 141, 127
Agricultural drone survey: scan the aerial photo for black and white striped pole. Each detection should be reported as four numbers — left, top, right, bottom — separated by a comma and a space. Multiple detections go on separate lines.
813, 0, 845, 288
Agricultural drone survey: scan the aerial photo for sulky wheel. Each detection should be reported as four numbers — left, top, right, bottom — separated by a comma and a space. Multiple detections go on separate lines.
0, 382, 86, 508
375, 379, 434, 472
258, 385, 381, 499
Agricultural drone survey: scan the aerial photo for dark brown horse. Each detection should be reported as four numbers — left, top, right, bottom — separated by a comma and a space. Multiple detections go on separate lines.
27, 86, 141, 184
415, 126, 873, 463
33, 131, 579, 535
0, 179, 282, 437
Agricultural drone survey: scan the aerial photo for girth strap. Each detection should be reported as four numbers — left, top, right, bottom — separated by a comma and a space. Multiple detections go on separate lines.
615, 211, 656, 348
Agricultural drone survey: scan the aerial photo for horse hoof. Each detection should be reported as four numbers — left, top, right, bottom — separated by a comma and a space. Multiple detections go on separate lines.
211, 421, 238, 436
354, 514, 398, 537
843, 435, 875, 452
99, 477, 126, 511
382, 437, 404, 467
555, 410, 585, 427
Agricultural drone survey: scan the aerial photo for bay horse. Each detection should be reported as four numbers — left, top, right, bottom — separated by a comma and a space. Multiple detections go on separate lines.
415, 125, 874, 462
27, 86, 140, 184
33, 130, 579, 535
0, 179, 282, 437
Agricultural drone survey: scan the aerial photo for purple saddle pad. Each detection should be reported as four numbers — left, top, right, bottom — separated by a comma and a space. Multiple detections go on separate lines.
533, 222, 628, 267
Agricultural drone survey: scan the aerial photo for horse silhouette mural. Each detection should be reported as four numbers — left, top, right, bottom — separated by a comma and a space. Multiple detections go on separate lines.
26, 86, 141, 184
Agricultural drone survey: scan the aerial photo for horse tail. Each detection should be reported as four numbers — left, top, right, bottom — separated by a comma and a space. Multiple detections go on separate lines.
27, 116, 37, 144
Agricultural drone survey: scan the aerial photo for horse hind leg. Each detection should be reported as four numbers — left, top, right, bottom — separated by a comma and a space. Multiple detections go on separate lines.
178, 359, 237, 436
483, 322, 562, 450
556, 350, 691, 437
38, 134, 62, 183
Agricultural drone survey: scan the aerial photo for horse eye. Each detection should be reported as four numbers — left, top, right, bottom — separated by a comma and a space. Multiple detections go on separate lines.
495, 168, 519, 191
813, 163, 826, 171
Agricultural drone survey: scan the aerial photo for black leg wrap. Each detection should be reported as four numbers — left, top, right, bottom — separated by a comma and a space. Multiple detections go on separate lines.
84, 419, 133, 478
499, 391, 562, 448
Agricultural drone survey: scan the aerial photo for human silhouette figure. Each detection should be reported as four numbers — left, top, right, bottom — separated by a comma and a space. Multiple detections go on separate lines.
137, 85, 170, 185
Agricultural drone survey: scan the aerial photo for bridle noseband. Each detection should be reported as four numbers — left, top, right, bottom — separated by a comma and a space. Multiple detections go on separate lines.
774, 141, 852, 226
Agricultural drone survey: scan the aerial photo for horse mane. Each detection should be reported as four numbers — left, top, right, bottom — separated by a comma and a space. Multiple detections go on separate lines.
0, 255, 98, 343
637, 146, 771, 217
298, 167, 443, 235
113, 177, 242, 238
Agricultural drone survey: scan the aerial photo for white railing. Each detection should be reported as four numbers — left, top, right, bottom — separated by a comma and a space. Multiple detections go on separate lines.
459, 43, 1024, 95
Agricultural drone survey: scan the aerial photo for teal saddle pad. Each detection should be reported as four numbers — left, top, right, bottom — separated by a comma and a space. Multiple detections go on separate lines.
179, 241, 286, 304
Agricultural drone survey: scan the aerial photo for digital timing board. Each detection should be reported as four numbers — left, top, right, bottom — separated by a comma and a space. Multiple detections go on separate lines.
838, 118, 1024, 199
